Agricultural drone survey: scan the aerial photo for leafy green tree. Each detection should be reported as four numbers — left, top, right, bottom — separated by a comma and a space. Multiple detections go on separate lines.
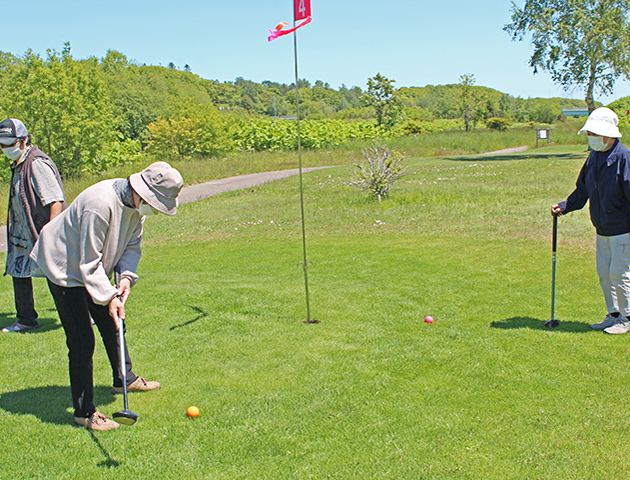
460, 74, 481, 131
3, 44, 116, 175
363, 73, 403, 129
504, 0, 630, 112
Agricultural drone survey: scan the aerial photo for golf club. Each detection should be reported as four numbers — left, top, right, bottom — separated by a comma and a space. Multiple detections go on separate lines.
112, 305, 138, 425
544, 214, 560, 328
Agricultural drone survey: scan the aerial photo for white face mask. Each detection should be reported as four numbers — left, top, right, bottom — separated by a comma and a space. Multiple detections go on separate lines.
587, 136, 608, 151
137, 200, 158, 216
1, 144, 23, 160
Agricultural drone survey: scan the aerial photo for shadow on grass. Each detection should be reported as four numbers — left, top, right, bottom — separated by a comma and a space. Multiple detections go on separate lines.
450, 152, 580, 162
491, 316, 591, 333
89, 431, 121, 468
0, 385, 116, 426
169, 305, 208, 331
0, 310, 61, 334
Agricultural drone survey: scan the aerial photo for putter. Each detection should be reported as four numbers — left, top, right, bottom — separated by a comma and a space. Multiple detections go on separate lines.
112, 309, 138, 425
544, 214, 560, 328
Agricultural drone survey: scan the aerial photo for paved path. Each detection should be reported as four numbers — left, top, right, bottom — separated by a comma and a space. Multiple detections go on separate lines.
482, 145, 529, 155
0, 166, 332, 253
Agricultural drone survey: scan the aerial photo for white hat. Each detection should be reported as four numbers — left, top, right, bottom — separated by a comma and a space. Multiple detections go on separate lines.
578, 107, 622, 138
129, 162, 184, 215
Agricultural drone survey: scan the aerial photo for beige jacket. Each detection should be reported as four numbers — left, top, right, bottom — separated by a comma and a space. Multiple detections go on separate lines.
30, 179, 142, 305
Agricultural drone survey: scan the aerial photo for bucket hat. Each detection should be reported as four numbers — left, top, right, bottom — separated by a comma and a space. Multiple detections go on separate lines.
578, 107, 622, 138
129, 162, 183, 215
0, 118, 28, 146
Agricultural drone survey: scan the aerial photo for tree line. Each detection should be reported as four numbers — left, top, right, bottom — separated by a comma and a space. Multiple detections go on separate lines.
0, 44, 590, 177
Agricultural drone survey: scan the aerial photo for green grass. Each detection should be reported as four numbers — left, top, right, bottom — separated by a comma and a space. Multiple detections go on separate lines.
2, 144, 630, 478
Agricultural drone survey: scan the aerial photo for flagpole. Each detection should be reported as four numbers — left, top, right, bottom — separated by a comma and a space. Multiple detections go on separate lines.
293, 23, 317, 324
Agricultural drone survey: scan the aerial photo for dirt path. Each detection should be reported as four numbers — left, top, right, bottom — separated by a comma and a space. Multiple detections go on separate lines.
0, 166, 332, 254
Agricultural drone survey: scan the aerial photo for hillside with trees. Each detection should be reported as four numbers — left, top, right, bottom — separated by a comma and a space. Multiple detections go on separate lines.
0, 45, 597, 177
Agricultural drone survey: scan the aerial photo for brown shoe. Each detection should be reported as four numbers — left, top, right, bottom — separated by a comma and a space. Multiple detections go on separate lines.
113, 376, 161, 394
74, 411, 119, 431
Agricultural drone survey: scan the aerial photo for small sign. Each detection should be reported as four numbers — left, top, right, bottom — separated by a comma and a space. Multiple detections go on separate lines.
536, 128, 551, 147
295, 0, 311, 21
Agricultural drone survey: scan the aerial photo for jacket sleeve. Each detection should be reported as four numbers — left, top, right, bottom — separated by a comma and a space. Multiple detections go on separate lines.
620, 155, 630, 205
115, 220, 142, 286
78, 210, 119, 305
560, 161, 589, 215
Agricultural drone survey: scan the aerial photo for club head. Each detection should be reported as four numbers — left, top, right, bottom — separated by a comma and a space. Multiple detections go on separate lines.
113, 410, 138, 425
544, 319, 560, 328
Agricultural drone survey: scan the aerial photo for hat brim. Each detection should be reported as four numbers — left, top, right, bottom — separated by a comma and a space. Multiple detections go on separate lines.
129, 172, 178, 215
0, 137, 18, 146
578, 119, 622, 138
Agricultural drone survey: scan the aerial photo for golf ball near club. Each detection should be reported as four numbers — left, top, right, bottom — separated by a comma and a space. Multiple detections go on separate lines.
424, 315, 434, 323
187, 406, 200, 418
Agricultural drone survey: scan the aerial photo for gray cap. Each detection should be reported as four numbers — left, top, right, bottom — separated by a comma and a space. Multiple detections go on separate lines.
0, 118, 28, 146
129, 162, 184, 215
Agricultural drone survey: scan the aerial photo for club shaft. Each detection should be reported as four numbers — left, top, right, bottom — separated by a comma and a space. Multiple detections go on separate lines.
118, 315, 129, 411
550, 215, 558, 321
551, 254, 556, 320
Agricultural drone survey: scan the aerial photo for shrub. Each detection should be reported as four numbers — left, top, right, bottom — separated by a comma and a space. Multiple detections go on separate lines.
608, 97, 630, 128
486, 117, 510, 131
348, 144, 406, 203
402, 120, 428, 135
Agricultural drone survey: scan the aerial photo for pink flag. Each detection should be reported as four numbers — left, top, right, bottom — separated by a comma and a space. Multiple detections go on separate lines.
294, 0, 311, 21
268, 16, 312, 42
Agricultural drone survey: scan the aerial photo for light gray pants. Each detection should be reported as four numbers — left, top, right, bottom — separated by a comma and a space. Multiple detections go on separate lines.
596, 233, 630, 318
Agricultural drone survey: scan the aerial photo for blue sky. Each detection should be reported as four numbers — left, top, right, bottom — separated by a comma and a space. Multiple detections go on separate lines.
4, 0, 630, 103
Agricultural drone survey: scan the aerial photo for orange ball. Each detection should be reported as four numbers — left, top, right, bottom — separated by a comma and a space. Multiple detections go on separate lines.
187, 406, 200, 418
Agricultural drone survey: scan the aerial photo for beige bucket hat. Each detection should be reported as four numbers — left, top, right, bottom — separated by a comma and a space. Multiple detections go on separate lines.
129, 162, 184, 215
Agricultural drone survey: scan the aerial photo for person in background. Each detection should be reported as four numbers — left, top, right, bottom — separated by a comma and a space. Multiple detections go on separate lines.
0, 118, 66, 332
30, 161, 184, 431
551, 107, 630, 334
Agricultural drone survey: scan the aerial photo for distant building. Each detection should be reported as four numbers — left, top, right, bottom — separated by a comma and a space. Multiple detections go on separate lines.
562, 108, 589, 116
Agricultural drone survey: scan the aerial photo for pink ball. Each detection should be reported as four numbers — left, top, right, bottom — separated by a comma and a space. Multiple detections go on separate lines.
424, 316, 434, 323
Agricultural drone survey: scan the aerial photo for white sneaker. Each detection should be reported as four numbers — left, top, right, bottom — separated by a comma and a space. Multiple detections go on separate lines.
591, 313, 619, 330
604, 317, 630, 335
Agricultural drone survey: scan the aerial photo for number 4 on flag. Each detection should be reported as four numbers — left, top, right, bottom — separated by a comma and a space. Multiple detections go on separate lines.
295, 0, 311, 21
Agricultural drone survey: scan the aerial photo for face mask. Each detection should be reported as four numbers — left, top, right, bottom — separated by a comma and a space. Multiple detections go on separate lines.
137, 200, 158, 216
1, 144, 23, 160
587, 136, 608, 151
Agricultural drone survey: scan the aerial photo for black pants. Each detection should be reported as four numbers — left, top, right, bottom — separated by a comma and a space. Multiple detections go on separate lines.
47, 280, 137, 418
12, 276, 39, 327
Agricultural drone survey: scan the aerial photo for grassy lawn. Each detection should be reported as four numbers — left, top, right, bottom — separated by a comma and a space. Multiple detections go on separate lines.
2, 144, 629, 479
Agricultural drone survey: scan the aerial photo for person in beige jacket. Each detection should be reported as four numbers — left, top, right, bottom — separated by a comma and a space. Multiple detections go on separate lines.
30, 162, 184, 431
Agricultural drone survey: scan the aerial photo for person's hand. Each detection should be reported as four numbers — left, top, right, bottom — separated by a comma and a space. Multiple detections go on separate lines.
109, 295, 125, 329
551, 204, 563, 217
117, 277, 131, 305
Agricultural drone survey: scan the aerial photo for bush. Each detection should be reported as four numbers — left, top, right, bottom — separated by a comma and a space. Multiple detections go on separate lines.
348, 144, 406, 203
146, 103, 235, 159
402, 120, 428, 135
608, 97, 630, 128
486, 117, 510, 131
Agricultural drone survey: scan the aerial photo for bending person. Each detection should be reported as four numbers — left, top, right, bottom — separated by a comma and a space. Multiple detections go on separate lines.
30, 162, 184, 431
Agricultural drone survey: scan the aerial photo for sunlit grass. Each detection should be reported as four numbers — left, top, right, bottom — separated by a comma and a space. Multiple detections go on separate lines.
2, 145, 630, 478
